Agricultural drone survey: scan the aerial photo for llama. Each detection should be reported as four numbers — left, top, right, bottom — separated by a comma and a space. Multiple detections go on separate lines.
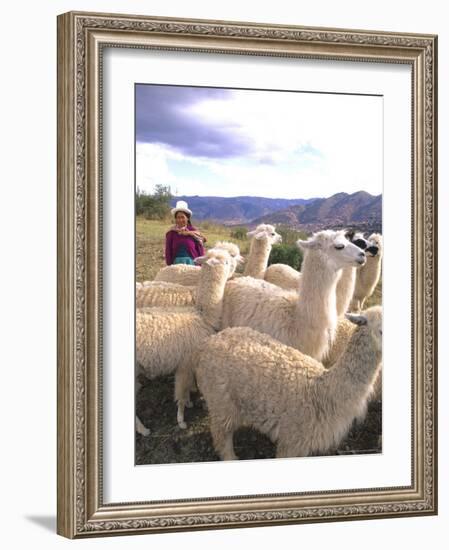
243, 224, 282, 279
136, 242, 241, 308
136, 247, 233, 435
264, 230, 371, 308
221, 230, 366, 362
153, 241, 243, 286
335, 231, 373, 317
351, 233, 383, 312
323, 316, 382, 402
193, 306, 382, 460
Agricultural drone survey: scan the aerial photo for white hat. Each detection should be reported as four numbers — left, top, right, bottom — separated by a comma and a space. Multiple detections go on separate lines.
171, 200, 192, 217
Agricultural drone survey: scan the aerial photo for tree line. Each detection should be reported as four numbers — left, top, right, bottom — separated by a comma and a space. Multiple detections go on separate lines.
136, 185, 173, 219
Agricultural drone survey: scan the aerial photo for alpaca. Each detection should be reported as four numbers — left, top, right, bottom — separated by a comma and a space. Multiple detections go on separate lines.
221, 230, 367, 362
154, 241, 243, 286
264, 230, 371, 308
243, 224, 282, 279
335, 232, 373, 317
136, 242, 243, 307
193, 306, 382, 460
136, 247, 233, 435
323, 316, 382, 402
351, 233, 383, 313
136, 242, 241, 308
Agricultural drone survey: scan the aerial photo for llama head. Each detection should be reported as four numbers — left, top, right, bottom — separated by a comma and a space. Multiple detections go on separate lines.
345, 229, 370, 251
214, 241, 244, 275
366, 233, 383, 257
247, 224, 282, 246
346, 305, 382, 353
194, 248, 234, 279
297, 230, 366, 270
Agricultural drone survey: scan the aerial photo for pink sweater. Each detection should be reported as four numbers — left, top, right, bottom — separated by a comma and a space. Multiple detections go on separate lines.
165, 226, 205, 265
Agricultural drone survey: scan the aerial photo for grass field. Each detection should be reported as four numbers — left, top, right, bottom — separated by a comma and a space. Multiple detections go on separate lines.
135, 218, 382, 465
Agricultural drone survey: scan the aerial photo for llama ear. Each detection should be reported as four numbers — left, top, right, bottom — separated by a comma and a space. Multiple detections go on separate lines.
206, 257, 222, 266
297, 238, 320, 251
345, 313, 368, 326
236, 254, 245, 264
345, 229, 355, 241
254, 231, 267, 240
247, 228, 267, 240
194, 255, 207, 265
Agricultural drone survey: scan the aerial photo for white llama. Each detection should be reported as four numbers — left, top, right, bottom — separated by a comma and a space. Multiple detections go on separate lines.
351, 233, 383, 313
153, 241, 243, 286
193, 306, 382, 460
221, 230, 366, 362
135, 247, 233, 435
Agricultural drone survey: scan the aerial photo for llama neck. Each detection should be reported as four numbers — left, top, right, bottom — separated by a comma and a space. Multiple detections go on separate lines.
336, 267, 356, 317
292, 252, 340, 360
322, 328, 382, 406
244, 238, 271, 279
196, 266, 228, 329
297, 252, 339, 327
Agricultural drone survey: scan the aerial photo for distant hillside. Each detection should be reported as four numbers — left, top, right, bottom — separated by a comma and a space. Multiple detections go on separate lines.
172, 195, 317, 224
252, 191, 382, 233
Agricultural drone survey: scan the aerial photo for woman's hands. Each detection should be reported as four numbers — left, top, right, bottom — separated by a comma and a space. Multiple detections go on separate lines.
175, 228, 206, 242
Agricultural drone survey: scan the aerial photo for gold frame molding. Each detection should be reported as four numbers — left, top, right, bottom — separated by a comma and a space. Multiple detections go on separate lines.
57, 11, 438, 539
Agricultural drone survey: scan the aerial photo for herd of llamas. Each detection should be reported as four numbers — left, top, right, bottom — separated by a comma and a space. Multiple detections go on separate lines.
135, 223, 383, 461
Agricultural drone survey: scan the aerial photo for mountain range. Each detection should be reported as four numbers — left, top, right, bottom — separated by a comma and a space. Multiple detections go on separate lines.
252, 191, 382, 232
172, 191, 382, 233
173, 195, 315, 225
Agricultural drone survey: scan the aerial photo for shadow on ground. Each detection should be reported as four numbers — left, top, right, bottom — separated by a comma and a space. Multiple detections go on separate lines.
25, 515, 56, 533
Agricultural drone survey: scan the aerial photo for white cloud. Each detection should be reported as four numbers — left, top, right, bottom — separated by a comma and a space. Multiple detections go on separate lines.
137, 90, 383, 199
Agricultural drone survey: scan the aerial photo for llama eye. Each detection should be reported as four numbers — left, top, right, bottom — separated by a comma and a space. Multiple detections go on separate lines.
334, 244, 345, 250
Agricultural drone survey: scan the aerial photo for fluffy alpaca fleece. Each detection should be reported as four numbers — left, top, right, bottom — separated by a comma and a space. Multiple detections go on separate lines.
323, 317, 356, 368
193, 306, 382, 460
243, 224, 282, 279
323, 317, 382, 401
154, 241, 243, 286
351, 233, 383, 313
136, 281, 195, 308
264, 263, 300, 290
154, 263, 201, 286
335, 266, 357, 317
136, 248, 233, 434
221, 230, 366, 361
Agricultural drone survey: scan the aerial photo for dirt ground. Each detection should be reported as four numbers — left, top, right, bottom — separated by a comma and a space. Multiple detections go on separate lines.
135, 372, 382, 465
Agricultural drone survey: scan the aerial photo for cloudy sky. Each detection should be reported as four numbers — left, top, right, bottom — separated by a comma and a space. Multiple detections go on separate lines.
135, 84, 382, 199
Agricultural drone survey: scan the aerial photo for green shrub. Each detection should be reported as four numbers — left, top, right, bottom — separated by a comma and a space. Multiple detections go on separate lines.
268, 244, 303, 271
136, 185, 173, 220
230, 226, 247, 240
275, 224, 309, 245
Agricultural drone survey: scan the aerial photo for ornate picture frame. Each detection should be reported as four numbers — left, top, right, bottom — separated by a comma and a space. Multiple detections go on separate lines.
57, 11, 437, 538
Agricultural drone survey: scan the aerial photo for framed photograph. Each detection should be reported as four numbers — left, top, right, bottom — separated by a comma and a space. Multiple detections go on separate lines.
57, 11, 438, 538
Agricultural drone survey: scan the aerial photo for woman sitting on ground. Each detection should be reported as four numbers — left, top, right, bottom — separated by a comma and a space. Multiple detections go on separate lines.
165, 201, 207, 265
